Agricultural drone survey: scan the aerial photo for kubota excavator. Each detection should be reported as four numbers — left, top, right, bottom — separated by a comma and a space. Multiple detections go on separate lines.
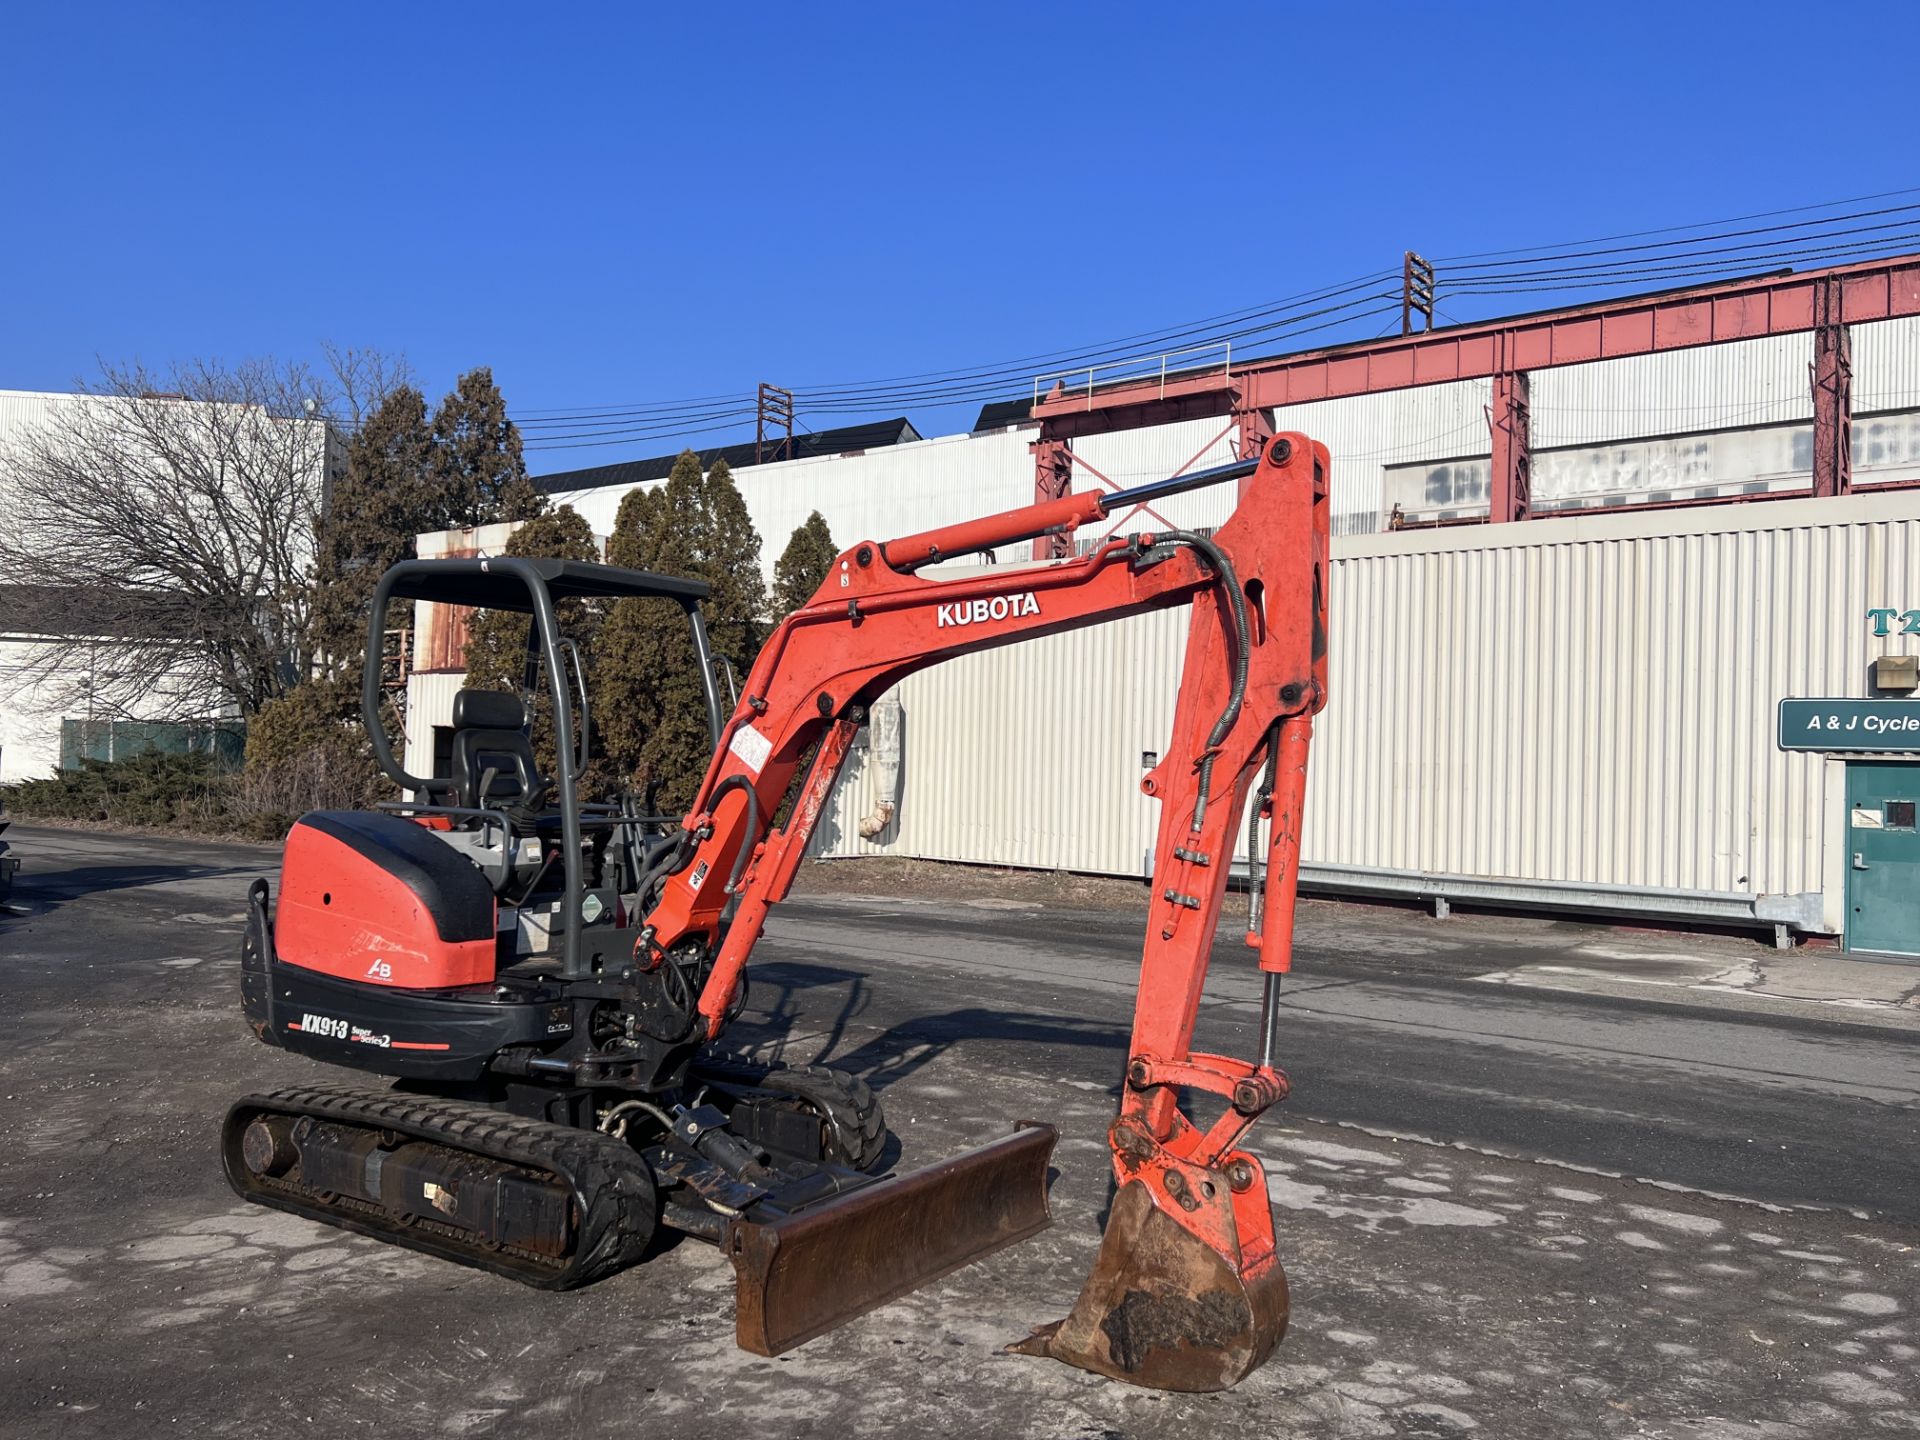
224, 433, 1328, 1392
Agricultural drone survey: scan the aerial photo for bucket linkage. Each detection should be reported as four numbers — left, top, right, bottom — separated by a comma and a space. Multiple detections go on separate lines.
1014, 1052, 1291, 1392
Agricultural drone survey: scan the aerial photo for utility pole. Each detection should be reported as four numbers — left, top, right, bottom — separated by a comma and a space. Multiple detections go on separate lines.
1401, 251, 1436, 336
755, 383, 795, 466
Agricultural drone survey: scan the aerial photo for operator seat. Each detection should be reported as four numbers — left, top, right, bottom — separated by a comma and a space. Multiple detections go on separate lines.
449, 689, 550, 814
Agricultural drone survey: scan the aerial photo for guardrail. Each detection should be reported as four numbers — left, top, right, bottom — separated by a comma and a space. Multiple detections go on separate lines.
1273, 861, 1825, 950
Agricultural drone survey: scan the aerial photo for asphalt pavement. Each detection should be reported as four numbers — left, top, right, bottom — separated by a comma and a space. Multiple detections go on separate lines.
1, 824, 1916, 1439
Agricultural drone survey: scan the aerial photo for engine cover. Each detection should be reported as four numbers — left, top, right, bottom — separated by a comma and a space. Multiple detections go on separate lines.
276, 811, 497, 988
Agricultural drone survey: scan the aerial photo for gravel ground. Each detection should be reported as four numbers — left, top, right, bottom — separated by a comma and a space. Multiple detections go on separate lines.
2, 826, 1915, 1438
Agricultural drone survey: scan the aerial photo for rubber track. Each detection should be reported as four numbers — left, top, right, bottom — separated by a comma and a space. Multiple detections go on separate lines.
222, 1082, 657, 1290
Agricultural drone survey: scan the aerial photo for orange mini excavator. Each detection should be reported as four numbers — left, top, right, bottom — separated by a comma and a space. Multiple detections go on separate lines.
225, 434, 1329, 1391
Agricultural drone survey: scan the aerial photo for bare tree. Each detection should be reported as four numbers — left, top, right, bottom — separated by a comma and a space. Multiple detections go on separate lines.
0, 358, 335, 720
320, 341, 414, 432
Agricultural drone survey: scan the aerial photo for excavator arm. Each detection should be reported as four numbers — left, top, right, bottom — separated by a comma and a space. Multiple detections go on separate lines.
639, 433, 1329, 1390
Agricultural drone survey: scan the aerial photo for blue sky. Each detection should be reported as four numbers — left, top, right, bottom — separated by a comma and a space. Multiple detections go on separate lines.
4, 3, 1918, 472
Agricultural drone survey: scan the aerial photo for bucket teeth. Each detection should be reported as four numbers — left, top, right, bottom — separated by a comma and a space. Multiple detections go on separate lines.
1012, 1177, 1289, 1392
730, 1123, 1056, 1355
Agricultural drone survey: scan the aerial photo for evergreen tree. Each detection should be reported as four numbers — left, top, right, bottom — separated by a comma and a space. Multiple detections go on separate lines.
696, 458, 768, 668
431, 367, 545, 528
596, 455, 710, 813
308, 367, 545, 687
592, 452, 765, 814
308, 384, 437, 677
773, 510, 838, 616
595, 484, 674, 792
462, 506, 600, 782
767, 510, 839, 828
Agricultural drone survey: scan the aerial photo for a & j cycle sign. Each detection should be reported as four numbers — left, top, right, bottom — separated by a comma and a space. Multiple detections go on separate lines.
1778, 698, 1920, 752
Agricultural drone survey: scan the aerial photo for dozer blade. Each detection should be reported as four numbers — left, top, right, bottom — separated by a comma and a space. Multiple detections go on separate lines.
729, 1122, 1056, 1355
1012, 1177, 1290, 1392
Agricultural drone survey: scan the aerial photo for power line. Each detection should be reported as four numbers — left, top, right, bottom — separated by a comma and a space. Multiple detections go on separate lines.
1432, 184, 1920, 262
782, 290, 1400, 408
1439, 229, 1920, 296
1440, 205, 1920, 276
524, 289, 1406, 443
518, 270, 1399, 429
517, 185, 1920, 455
787, 270, 1400, 396
523, 297, 1405, 448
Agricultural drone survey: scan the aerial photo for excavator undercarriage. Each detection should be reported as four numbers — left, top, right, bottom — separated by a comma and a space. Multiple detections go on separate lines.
225, 433, 1329, 1391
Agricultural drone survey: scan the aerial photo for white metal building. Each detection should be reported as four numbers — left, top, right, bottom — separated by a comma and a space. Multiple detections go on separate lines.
810, 489, 1920, 950
404, 315, 1920, 953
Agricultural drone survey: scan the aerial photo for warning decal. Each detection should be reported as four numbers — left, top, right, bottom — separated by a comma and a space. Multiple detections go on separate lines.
728, 723, 774, 775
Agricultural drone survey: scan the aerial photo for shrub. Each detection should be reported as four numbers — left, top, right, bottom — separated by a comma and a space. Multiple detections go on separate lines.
7, 750, 232, 830
5, 681, 394, 841
238, 679, 387, 839
244, 678, 357, 769
229, 746, 386, 840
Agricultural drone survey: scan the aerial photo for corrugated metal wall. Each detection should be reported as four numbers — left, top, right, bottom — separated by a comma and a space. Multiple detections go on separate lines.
814, 604, 1191, 874
1070, 418, 1241, 538
1853, 315, 1920, 413
0, 389, 72, 436
1310, 494, 1919, 899
1530, 332, 1814, 447
404, 671, 465, 777
815, 492, 1920, 931
1274, 383, 1493, 535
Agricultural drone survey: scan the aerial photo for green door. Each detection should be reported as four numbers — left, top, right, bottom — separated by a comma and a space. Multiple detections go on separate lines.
1845, 762, 1920, 958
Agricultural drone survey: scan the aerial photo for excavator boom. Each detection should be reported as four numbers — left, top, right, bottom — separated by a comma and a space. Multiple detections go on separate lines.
646, 434, 1331, 1388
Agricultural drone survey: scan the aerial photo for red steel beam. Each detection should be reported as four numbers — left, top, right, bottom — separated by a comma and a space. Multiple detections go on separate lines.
1029, 436, 1074, 560
1232, 391, 1273, 507
1033, 252, 1920, 440
1488, 368, 1532, 524
1811, 275, 1855, 499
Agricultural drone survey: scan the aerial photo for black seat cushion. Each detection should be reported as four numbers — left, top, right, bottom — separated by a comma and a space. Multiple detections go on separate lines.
449, 689, 549, 812
453, 688, 527, 731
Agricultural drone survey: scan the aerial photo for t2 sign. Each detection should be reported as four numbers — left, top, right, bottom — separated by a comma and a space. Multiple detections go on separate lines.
1866, 608, 1920, 636
1778, 698, 1920, 752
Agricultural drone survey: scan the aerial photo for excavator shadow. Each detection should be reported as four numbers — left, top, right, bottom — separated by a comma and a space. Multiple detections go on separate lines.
729, 956, 1129, 1097
723, 958, 1128, 1176
1, 860, 264, 919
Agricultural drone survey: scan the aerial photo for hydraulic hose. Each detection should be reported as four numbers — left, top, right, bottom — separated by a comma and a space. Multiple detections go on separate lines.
630, 771, 764, 909
1146, 530, 1250, 832
632, 828, 692, 909
705, 773, 763, 895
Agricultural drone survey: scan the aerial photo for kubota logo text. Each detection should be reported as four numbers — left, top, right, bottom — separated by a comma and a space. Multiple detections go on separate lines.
937, 592, 1040, 628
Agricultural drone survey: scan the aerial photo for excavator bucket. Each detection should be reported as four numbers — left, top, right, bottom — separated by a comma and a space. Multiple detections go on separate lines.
1013, 1176, 1290, 1392
729, 1123, 1057, 1355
